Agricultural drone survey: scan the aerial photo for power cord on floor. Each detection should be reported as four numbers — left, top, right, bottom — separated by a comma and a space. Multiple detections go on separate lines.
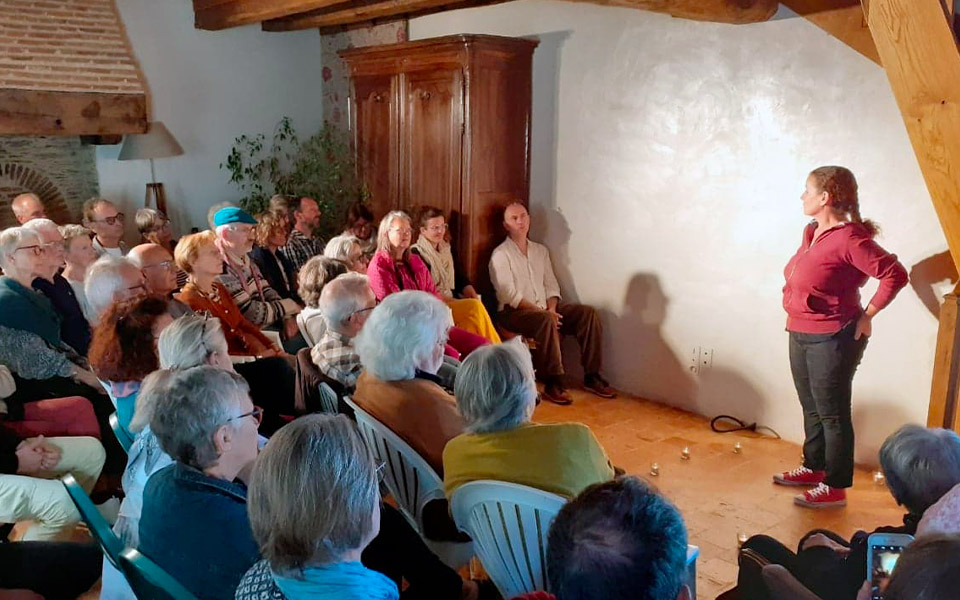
710, 415, 781, 439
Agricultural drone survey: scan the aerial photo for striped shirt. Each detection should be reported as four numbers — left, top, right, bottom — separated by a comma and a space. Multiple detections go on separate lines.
216, 256, 289, 328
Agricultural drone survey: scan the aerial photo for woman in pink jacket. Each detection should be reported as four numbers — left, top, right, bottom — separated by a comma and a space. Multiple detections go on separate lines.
367, 210, 490, 359
776, 166, 908, 509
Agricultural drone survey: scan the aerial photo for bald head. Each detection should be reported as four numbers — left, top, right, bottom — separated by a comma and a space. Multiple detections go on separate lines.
503, 202, 530, 240
129, 243, 177, 295
11, 193, 47, 225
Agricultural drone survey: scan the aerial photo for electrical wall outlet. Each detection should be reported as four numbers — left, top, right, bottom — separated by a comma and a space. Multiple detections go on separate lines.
689, 346, 713, 374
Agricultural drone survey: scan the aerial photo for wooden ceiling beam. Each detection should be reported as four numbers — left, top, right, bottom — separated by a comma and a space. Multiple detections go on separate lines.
781, 0, 879, 64
557, 0, 777, 24
263, 0, 504, 30
0, 89, 147, 136
193, 0, 343, 30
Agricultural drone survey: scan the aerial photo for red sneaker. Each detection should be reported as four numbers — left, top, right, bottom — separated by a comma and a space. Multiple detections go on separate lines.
794, 483, 847, 509
773, 466, 826, 487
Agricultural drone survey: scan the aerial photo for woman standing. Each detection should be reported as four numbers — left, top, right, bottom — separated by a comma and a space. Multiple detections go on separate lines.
413, 206, 501, 344
777, 166, 907, 508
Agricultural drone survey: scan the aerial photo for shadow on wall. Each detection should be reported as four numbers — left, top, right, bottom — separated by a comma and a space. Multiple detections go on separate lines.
909, 250, 957, 320
853, 400, 919, 469
697, 366, 778, 435
597, 272, 699, 410
530, 206, 580, 304
528, 30, 570, 215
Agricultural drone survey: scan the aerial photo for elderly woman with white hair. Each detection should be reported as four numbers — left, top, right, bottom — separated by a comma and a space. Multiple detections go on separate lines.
354, 290, 464, 474
324, 234, 369, 273
443, 337, 614, 499
84, 254, 146, 325
366, 210, 495, 357
729, 424, 960, 600
295, 255, 348, 346
238, 414, 485, 600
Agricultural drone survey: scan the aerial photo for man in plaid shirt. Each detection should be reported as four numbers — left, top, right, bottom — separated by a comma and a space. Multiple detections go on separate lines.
310, 272, 376, 391
282, 197, 325, 273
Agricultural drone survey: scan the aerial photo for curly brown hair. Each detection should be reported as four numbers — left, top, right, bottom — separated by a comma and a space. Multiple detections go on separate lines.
89, 295, 172, 383
254, 209, 290, 247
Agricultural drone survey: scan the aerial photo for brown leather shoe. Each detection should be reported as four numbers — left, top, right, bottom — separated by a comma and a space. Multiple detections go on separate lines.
543, 382, 573, 405
584, 375, 616, 398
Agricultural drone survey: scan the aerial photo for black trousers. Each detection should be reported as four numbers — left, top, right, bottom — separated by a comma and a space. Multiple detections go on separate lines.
363, 504, 463, 600
0, 541, 102, 599
234, 356, 297, 436
789, 321, 867, 489
7, 374, 126, 478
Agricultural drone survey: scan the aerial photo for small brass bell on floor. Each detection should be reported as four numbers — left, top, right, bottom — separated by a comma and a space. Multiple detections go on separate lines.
733, 442, 742, 454
650, 462, 660, 476
681, 447, 691, 460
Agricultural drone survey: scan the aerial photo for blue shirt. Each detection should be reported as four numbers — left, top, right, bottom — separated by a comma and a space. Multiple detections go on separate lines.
138, 463, 259, 600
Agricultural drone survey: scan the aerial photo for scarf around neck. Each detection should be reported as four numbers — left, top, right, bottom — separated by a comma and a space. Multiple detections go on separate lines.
413, 236, 455, 297
273, 561, 399, 600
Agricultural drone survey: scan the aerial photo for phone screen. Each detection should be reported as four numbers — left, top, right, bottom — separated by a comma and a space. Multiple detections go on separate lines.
870, 544, 906, 600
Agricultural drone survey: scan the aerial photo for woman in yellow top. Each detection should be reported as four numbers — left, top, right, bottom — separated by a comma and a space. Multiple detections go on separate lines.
443, 337, 614, 499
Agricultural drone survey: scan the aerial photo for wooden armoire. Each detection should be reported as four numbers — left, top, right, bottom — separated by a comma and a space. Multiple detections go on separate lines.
340, 34, 538, 297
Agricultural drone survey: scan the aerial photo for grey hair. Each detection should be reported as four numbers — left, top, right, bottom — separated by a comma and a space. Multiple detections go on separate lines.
454, 337, 537, 433
84, 255, 136, 322
158, 314, 229, 371
324, 235, 361, 263
297, 255, 348, 308
21, 218, 59, 236
207, 201, 236, 231
318, 273, 372, 332
58, 224, 93, 250
135, 208, 166, 235
880, 424, 960, 515
354, 290, 452, 381
149, 366, 249, 470
376, 210, 411, 254
0, 227, 39, 270
129, 368, 172, 434
248, 414, 379, 571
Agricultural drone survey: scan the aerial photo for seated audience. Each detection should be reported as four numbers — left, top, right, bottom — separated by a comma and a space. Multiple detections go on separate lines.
128, 243, 186, 300
23, 219, 92, 356
311, 272, 375, 392
238, 414, 484, 600
268, 194, 291, 215
0, 364, 99, 439
59, 224, 98, 321
134, 207, 175, 249
280, 196, 325, 273
0, 423, 105, 541
368, 211, 490, 357
729, 424, 960, 600
354, 291, 463, 474
324, 234, 370, 273
880, 534, 960, 600
544, 476, 691, 600
443, 338, 614, 498
250, 209, 301, 304
82, 197, 127, 257
88, 296, 175, 435
490, 202, 614, 404
213, 207, 303, 347
84, 255, 146, 325
207, 201, 237, 231
10, 193, 47, 225
0, 541, 102, 599
138, 367, 261, 600
297, 256, 348, 346
339, 200, 376, 256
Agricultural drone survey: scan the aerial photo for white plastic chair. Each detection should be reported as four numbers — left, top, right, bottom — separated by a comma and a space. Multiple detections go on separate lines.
343, 396, 474, 569
318, 382, 339, 414
450, 480, 566, 598
451, 480, 701, 599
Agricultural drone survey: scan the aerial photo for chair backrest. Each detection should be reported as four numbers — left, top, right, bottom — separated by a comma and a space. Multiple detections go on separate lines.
343, 396, 446, 533
109, 412, 133, 453
762, 565, 823, 600
61, 473, 124, 568
295, 348, 343, 415
117, 547, 199, 600
450, 480, 567, 599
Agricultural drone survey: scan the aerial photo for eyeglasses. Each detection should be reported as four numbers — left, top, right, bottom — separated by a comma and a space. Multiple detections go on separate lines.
424, 223, 448, 233
95, 213, 125, 226
351, 305, 376, 318
142, 260, 175, 272
14, 245, 44, 256
226, 406, 263, 427
389, 227, 413, 235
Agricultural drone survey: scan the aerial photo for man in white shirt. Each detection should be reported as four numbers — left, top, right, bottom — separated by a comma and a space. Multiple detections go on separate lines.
489, 202, 614, 405
82, 198, 128, 257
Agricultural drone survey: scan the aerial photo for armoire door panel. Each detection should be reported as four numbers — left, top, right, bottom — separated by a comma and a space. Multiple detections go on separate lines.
352, 74, 399, 219
399, 68, 463, 214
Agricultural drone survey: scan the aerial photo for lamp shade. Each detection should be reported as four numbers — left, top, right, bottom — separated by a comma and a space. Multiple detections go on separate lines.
118, 121, 183, 161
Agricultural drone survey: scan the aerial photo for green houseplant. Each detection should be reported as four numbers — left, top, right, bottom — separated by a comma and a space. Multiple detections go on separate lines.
221, 117, 365, 238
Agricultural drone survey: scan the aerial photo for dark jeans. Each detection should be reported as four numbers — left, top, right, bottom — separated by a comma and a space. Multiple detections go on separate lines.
0, 541, 102, 599
789, 321, 867, 488
363, 504, 463, 600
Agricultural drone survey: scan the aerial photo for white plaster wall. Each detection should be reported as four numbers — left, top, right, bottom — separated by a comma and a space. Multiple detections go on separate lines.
95, 0, 324, 237
411, 1, 950, 463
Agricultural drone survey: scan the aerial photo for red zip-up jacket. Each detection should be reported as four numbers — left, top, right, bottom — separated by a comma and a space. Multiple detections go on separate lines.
783, 221, 908, 334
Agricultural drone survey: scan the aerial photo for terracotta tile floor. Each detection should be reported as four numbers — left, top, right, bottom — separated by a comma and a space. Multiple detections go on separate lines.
532, 388, 904, 599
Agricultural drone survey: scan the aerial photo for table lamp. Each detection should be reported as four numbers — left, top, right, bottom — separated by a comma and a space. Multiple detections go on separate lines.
118, 121, 184, 214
